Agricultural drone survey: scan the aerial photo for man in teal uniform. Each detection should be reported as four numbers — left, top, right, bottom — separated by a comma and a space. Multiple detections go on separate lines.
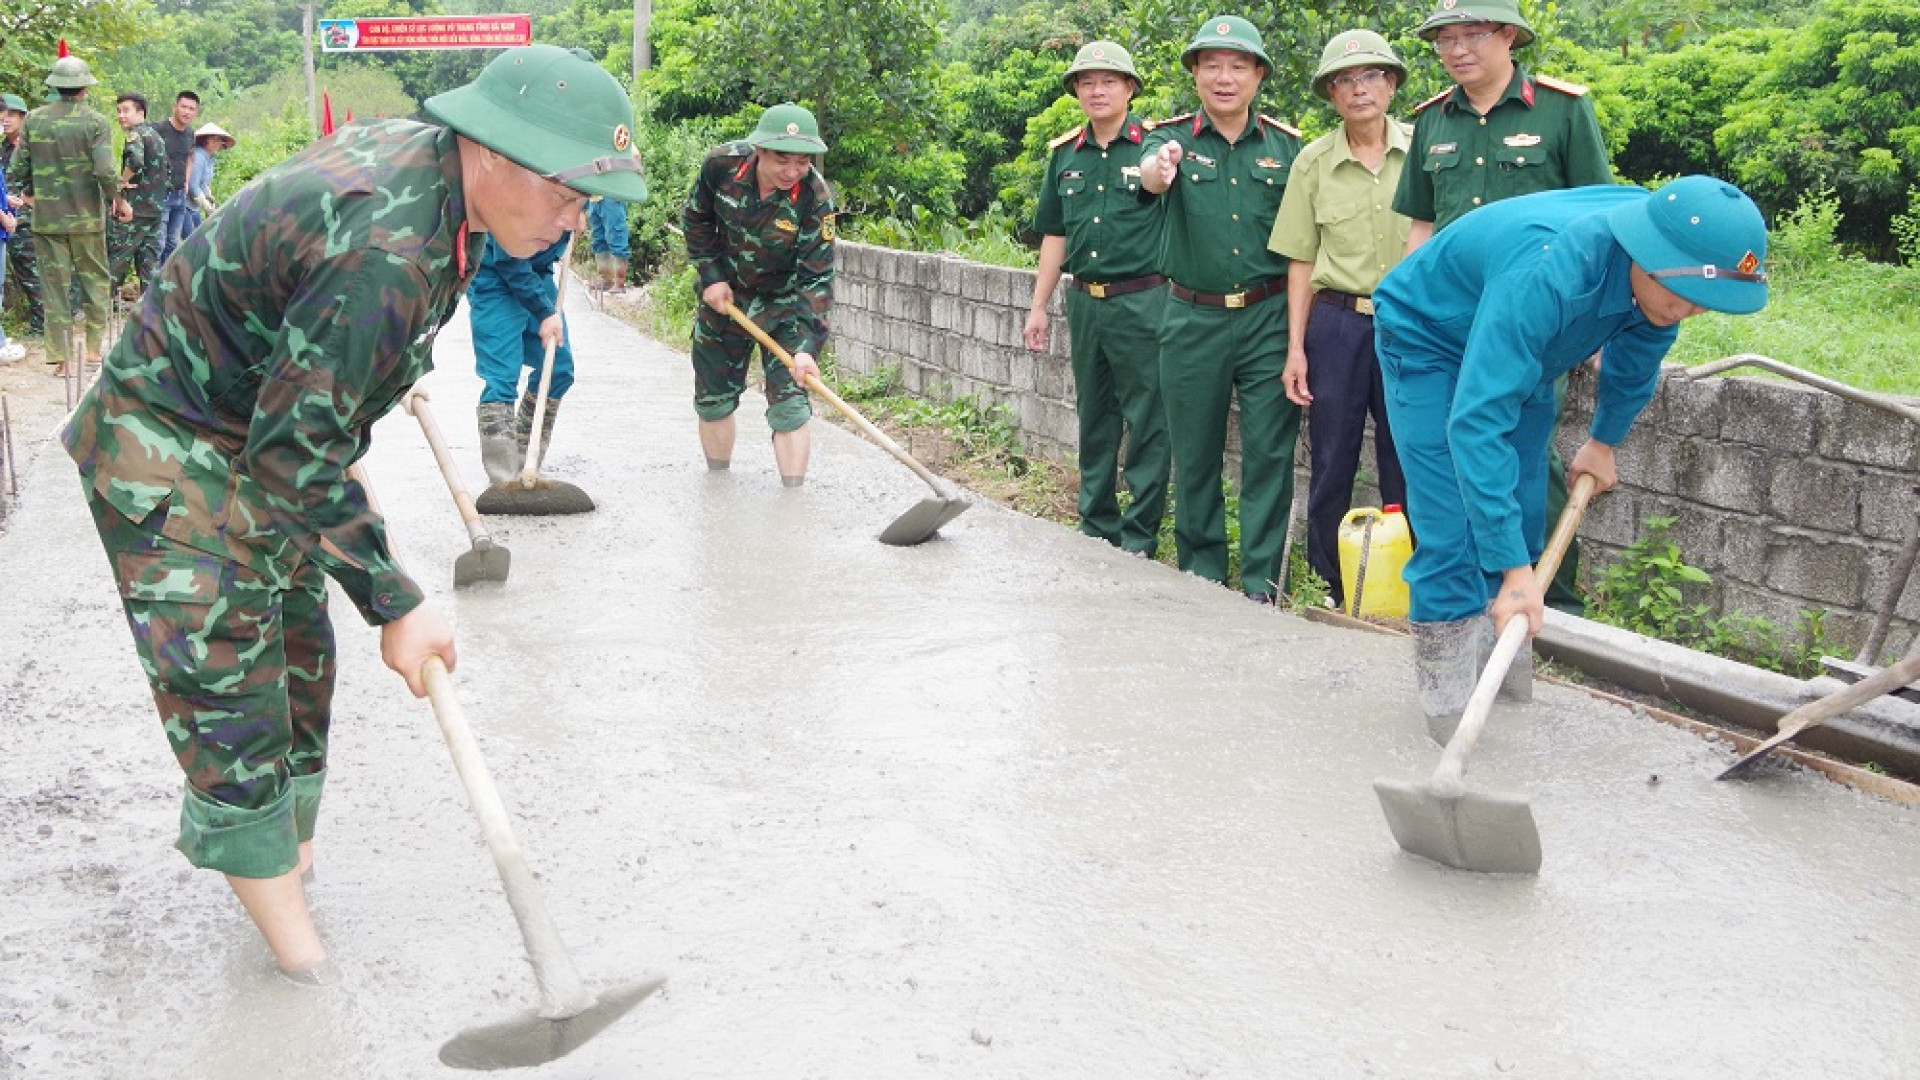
683, 102, 836, 485
62, 44, 646, 980
7, 53, 116, 376
1141, 15, 1303, 601
1269, 29, 1413, 610
1373, 177, 1768, 742
1024, 41, 1170, 557
1394, 0, 1615, 621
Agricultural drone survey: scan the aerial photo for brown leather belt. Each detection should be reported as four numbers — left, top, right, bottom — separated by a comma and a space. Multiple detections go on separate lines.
1071, 273, 1166, 299
1315, 288, 1376, 316
1169, 278, 1284, 309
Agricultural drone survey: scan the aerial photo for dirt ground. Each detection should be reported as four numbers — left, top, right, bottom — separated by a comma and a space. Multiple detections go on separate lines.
0, 338, 76, 516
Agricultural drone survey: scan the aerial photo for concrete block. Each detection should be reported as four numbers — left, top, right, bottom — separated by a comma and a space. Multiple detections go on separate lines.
933, 257, 962, 298
899, 287, 932, 325
1815, 395, 1920, 470
1767, 458, 1862, 530
1763, 531, 1865, 607
1002, 268, 1037, 310
1044, 399, 1081, 448
1615, 432, 1679, 495
1717, 516, 1772, 584
930, 293, 963, 332
1036, 354, 1074, 400
1580, 486, 1641, 548
1859, 471, 1920, 542
1720, 581, 1827, 640
1864, 545, 1920, 623
1675, 439, 1768, 512
1659, 372, 1724, 438
959, 263, 991, 301
901, 322, 932, 364
1721, 377, 1817, 452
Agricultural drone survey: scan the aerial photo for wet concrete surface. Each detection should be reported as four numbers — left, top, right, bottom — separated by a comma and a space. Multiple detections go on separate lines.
2, 294, 1918, 1079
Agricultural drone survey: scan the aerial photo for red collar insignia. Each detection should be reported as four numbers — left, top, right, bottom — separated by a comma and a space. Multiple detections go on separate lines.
1520, 76, 1535, 107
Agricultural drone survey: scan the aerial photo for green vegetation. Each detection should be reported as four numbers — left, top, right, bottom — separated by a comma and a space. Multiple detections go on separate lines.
1586, 517, 1834, 677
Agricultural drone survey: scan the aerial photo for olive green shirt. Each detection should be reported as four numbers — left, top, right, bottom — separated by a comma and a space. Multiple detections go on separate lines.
1142, 111, 1300, 293
6, 97, 115, 235
1032, 114, 1161, 282
1392, 66, 1613, 231
1268, 120, 1413, 296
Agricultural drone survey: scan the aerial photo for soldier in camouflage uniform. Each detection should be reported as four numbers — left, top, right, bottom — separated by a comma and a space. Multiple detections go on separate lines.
7, 56, 115, 372
108, 93, 169, 299
0, 94, 41, 336
683, 102, 835, 484
62, 44, 647, 979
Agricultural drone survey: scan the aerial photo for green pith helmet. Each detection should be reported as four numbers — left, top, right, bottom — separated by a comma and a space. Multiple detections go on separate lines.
1609, 175, 1769, 315
1063, 41, 1141, 93
1181, 15, 1272, 73
1311, 30, 1407, 99
423, 44, 648, 202
45, 55, 98, 90
1415, 0, 1535, 48
0, 93, 27, 115
746, 102, 828, 155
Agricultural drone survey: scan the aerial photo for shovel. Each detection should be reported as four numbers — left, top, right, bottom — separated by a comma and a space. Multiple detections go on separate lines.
1374, 473, 1597, 875
422, 654, 663, 1069
475, 238, 595, 517
724, 302, 969, 545
1716, 645, 1920, 780
403, 388, 510, 588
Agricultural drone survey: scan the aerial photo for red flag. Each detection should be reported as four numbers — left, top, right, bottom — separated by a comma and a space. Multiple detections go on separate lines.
57, 39, 70, 58
321, 92, 335, 136
344, 109, 354, 123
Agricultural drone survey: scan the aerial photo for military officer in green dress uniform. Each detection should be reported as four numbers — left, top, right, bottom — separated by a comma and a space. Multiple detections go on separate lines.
1393, 0, 1614, 638
1140, 15, 1303, 602
1025, 41, 1171, 557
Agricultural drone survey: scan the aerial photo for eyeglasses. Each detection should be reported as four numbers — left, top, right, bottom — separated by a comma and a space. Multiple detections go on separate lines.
1328, 69, 1390, 92
1431, 28, 1499, 53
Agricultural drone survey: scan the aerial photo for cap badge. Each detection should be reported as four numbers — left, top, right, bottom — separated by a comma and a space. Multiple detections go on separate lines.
1092, 46, 1107, 58
1346, 40, 1360, 51
1216, 22, 1230, 33
612, 124, 631, 151
786, 122, 799, 135
1737, 251, 1759, 274
1443, 0, 1459, 8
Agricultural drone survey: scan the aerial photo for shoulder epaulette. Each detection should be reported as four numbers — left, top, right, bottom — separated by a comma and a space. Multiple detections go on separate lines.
1258, 114, 1301, 138
1412, 87, 1452, 114
1048, 125, 1085, 151
1152, 113, 1195, 130
1534, 74, 1590, 97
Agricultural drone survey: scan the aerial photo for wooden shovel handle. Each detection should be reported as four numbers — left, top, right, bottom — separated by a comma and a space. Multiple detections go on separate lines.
722, 302, 949, 494
403, 389, 491, 543
517, 235, 575, 490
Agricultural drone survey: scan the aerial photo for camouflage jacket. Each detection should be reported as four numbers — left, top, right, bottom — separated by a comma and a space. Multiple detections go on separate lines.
63, 119, 482, 626
6, 97, 115, 234
682, 141, 835, 355
120, 121, 171, 220
0, 137, 23, 228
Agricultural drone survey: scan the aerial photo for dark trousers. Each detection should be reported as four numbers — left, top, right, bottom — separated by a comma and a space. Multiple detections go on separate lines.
1302, 299, 1405, 607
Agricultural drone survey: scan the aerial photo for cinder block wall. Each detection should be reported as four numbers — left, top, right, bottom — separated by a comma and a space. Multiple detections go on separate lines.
832, 241, 1919, 657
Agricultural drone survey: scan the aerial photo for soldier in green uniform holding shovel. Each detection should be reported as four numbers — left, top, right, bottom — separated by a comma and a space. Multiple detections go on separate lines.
1025, 41, 1171, 557
1140, 16, 1304, 602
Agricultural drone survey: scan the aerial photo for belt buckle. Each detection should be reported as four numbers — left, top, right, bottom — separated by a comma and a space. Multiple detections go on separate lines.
1355, 296, 1375, 316
1086, 282, 1108, 299
1223, 291, 1246, 309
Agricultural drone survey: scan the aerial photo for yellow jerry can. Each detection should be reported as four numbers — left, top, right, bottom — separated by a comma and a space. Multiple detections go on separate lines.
1337, 504, 1412, 618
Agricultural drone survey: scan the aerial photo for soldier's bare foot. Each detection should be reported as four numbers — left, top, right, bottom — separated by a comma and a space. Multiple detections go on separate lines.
275, 957, 342, 987
295, 840, 314, 880
226, 869, 327, 975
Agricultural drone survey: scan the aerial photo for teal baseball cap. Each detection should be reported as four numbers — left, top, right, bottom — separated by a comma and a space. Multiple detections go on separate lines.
1609, 175, 1768, 315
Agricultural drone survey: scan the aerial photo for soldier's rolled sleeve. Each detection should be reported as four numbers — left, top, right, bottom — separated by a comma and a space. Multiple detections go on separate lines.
246, 253, 433, 625
791, 200, 835, 356
683, 158, 728, 292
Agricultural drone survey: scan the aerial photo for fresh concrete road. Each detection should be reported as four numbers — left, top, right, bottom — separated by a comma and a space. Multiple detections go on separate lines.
2, 293, 1917, 1079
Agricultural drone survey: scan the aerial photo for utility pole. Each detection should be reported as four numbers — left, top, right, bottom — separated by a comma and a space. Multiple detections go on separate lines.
303, 3, 319, 134
633, 0, 652, 76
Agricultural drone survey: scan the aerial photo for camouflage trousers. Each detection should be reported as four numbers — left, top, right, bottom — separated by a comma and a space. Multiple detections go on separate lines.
107, 214, 162, 296
690, 294, 813, 432
37, 230, 110, 368
81, 479, 335, 880
3, 222, 43, 335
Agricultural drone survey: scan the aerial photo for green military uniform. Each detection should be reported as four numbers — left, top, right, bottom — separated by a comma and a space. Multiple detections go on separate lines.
1393, 10, 1614, 615
682, 136, 836, 432
0, 108, 43, 334
108, 119, 169, 295
1034, 109, 1170, 554
63, 46, 649, 881
1142, 105, 1302, 597
8, 88, 115, 369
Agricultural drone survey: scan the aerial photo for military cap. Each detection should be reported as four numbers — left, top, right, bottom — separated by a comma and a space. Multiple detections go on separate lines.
1181, 15, 1272, 72
746, 103, 828, 155
45, 55, 98, 89
0, 94, 27, 115
1064, 41, 1142, 92
1311, 30, 1407, 99
1610, 175, 1768, 315
1416, 0, 1535, 47
423, 44, 648, 202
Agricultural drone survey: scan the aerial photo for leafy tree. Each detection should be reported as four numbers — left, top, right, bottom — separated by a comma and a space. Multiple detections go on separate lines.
0, 0, 147, 96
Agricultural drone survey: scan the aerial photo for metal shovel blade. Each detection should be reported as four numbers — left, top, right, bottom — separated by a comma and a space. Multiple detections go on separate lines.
453, 537, 512, 589
1373, 776, 1542, 875
439, 977, 664, 1071
878, 496, 969, 546
474, 479, 596, 516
